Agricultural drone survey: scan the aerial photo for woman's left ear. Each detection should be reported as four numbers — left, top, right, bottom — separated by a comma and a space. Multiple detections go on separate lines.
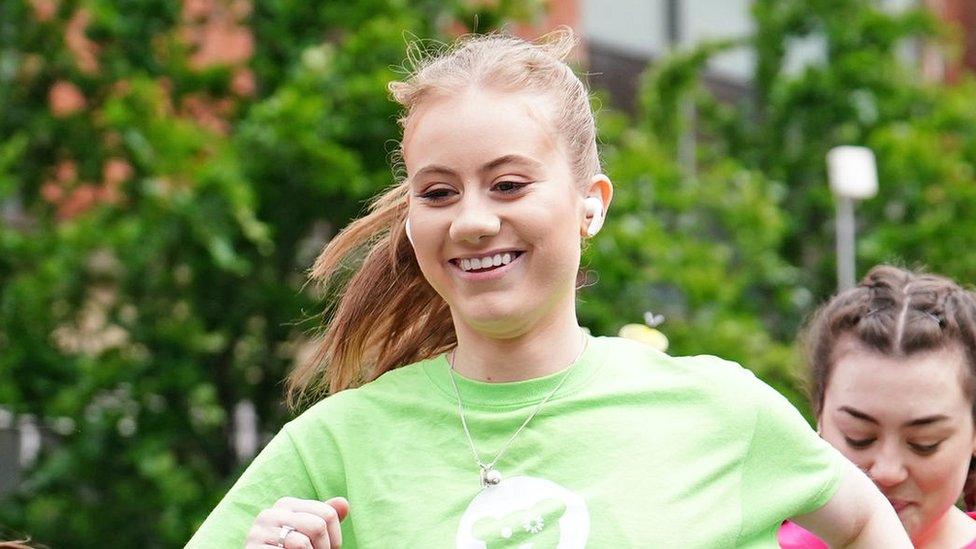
581, 174, 613, 237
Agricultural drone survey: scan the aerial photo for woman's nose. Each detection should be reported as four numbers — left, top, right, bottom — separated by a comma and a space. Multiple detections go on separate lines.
449, 196, 500, 243
867, 450, 909, 488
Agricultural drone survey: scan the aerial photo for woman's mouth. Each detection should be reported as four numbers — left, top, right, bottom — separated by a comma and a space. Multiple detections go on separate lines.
888, 499, 913, 513
450, 251, 524, 275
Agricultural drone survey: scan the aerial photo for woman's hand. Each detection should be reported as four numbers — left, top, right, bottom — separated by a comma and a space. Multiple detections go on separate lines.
245, 496, 349, 549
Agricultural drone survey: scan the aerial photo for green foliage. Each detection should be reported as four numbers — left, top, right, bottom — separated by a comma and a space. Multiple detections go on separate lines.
3, 0, 976, 546
739, 0, 943, 296
581, 97, 805, 407
861, 79, 976, 279
579, 0, 976, 417
0, 0, 495, 546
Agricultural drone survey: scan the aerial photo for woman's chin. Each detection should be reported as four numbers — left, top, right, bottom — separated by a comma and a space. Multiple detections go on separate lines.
900, 510, 928, 545
449, 287, 570, 338
453, 302, 534, 337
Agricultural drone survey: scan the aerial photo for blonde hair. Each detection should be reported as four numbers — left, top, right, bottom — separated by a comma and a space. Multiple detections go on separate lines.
287, 29, 600, 407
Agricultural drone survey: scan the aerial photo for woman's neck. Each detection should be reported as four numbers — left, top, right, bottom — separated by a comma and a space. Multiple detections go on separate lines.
914, 506, 976, 549
450, 307, 585, 383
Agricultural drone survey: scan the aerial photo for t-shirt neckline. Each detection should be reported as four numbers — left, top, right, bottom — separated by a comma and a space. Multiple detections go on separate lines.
422, 334, 606, 408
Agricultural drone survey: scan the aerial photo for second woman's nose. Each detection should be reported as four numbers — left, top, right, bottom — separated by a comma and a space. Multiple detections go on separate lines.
867, 450, 909, 488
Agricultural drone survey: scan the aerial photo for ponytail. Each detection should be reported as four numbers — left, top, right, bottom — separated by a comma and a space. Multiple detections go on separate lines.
286, 184, 455, 408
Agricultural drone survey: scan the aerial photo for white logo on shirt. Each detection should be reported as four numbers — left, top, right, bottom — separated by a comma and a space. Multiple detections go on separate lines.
455, 475, 589, 548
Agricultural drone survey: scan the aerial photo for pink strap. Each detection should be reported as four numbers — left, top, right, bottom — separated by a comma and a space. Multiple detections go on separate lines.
777, 521, 829, 549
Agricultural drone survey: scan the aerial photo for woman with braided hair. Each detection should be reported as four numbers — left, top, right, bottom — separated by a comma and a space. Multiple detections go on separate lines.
781, 265, 976, 548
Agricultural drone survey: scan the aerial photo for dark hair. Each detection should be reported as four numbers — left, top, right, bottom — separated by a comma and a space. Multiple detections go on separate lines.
804, 264, 976, 508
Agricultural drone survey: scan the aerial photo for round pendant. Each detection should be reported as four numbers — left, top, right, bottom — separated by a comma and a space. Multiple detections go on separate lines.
482, 467, 502, 487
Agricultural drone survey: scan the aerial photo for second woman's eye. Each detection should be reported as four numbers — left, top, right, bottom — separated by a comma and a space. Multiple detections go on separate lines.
844, 436, 876, 449
909, 441, 943, 455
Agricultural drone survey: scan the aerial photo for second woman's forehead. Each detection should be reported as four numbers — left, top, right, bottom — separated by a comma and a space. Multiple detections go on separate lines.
826, 346, 973, 417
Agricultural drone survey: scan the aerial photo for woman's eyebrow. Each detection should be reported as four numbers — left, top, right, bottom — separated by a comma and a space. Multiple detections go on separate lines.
903, 415, 949, 428
412, 164, 456, 180
411, 155, 541, 180
480, 154, 543, 174
839, 406, 878, 424
838, 406, 950, 428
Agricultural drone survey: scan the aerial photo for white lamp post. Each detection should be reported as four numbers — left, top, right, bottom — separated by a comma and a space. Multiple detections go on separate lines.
826, 146, 878, 291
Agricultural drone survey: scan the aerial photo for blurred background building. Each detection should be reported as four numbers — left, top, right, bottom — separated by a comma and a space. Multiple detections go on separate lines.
519, 0, 976, 112
923, 0, 976, 81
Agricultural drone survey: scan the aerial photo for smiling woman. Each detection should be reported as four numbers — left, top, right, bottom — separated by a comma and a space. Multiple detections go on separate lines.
402, 87, 606, 354
780, 265, 976, 549
187, 30, 910, 548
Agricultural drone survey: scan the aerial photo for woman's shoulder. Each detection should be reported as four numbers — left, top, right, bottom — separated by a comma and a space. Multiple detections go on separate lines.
592, 337, 783, 429
599, 335, 766, 392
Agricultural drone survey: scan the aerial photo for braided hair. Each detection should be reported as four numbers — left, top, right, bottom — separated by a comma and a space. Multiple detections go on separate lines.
805, 265, 976, 508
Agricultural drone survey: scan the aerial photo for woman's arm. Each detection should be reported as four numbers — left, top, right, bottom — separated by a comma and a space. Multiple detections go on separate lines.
187, 425, 344, 547
792, 457, 910, 548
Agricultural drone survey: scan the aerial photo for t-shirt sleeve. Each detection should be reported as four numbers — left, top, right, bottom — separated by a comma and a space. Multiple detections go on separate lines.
185, 425, 323, 548
736, 372, 845, 541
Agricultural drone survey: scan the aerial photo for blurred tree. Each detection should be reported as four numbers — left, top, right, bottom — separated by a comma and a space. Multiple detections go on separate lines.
580, 83, 804, 405
742, 0, 944, 299
577, 0, 976, 413
3, 0, 975, 545
0, 0, 536, 546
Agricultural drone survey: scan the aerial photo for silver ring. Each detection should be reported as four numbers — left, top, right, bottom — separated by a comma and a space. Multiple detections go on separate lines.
275, 524, 296, 547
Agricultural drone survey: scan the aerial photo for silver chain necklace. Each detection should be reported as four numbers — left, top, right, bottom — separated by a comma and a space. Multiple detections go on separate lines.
447, 330, 588, 489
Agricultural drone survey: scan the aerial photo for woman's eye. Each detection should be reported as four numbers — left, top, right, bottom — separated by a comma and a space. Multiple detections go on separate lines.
418, 188, 455, 201
909, 441, 942, 455
493, 181, 529, 194
844, 436, 876, 449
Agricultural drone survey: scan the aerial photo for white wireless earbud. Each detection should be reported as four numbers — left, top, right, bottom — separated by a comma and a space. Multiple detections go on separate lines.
405, 218, 415, 247
583, 196, 605, 237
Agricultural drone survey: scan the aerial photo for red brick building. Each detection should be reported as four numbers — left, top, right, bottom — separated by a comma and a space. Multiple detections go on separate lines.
924, 0, 976, 82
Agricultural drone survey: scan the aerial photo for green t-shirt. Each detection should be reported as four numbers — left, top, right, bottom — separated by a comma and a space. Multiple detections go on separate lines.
187, 336, 843, 548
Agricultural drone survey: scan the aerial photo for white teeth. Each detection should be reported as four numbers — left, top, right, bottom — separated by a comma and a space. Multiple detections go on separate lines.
458, 252, 519, 271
